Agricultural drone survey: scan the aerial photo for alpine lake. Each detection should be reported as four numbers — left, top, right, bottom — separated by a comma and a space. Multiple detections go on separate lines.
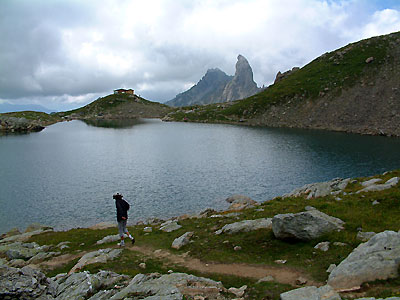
1, 118, 400, 234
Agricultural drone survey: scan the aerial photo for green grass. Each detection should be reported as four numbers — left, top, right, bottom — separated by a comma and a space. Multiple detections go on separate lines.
0, 111, 61, 125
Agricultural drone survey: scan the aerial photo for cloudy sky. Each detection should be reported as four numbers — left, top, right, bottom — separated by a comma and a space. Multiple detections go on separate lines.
1, 0, 400, 111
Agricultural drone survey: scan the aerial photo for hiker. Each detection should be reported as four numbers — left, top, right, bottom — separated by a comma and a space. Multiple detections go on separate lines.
113, 192, 135, 247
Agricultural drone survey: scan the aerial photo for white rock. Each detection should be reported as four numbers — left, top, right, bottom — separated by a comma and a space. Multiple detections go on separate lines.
314, 242, 330, 252
96, 235, 120, 245
143, 227, 152, 233
328, 230, 400, 292
356, 231, 376, 242
160, 221, 182, 233
171, 232, 194, 250
327, 264, 336, 273
228, 285, 247, 297
361, 178, 382, 187
257, 275, 275, 283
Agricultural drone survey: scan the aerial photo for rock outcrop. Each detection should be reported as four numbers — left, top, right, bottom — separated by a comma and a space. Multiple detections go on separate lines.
68, 248, 122, 274
280, 284, 341, 300
166, 55, 260, 106
225, 194, 257, 210
328, 230, 400, 292
0, 116, 45, 133
357, 177, 399, 193
272, 210, 345, 241
221, 55, 260, 102
283, 178, 350, 199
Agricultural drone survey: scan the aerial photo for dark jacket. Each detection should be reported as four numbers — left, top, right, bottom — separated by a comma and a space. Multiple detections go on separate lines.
115, 198, 130, 221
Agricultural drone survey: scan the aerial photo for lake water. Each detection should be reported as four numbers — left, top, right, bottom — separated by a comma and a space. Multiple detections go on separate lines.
1, 119, 400, 234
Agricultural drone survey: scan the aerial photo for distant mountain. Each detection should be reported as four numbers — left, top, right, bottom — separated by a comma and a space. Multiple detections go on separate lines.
166, 55, 260, 107
165, 31, 400, 137
0, 103, 52, 113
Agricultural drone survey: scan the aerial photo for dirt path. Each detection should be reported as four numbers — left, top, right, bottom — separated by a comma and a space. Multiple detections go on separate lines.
39, 244, 321, 287
127, 244, 322, 287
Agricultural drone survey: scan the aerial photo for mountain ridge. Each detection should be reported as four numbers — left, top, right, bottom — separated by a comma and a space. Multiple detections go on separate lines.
166, 55, 260, 106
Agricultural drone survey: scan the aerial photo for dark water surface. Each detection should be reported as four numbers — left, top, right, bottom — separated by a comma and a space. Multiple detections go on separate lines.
1, 119, 400, 233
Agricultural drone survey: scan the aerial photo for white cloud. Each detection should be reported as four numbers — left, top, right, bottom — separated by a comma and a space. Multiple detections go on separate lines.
0, 0, 399, 109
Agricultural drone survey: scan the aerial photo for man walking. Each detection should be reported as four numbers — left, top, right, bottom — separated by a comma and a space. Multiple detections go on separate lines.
113, 193, 135, 247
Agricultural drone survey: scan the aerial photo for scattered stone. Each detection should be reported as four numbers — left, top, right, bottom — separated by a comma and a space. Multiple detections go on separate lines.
356, 231, 376, 242
28, 251, 61, 264
357, 177, 399, 193
327, 264, 336, 273
225, 195, 257, 210
172, 232, 194, 250
283, 178, 350, 199
280, 284, 341, 300
143, 226, 153, 233
365, 56, 374, 63
160, 220, 182, 232
275, 259, 287, 264
305, 206, 316, 211
314, 241, 330, 252
139, 262, 146, 269
0, 242, 43, 260
57, 241, 71, 249
361, 178, 382, 187
296, 277, 308, 285
272, 210, 345, 241
328, 230, 400, 292
9, 259, 27, 268
257, 275, 275, 283
234, 246, 242, 251
228, 285, 247, 297
215, 218, 272, 235
96, 234, 120, 245
68, 248, 122, 274
372, 200, 380, 205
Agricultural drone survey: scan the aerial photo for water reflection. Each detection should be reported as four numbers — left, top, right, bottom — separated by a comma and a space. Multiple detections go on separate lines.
83, 118, 144, 128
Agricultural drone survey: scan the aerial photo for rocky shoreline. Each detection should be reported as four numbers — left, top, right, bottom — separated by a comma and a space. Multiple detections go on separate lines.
0, 115, 46, 133
1, 171, 400, 299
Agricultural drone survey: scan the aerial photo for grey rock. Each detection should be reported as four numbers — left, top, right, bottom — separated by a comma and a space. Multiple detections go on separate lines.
56, 241, 71, 249
0, 265, 56, 299
0, 242, 43, 260
96, 234, 120, 245
110, 272, 228, 300
356, 298, 400, 300
356, 231, 376, 242
328, 230, 400, 292
221, 55, 259, 102
68, 248, 122, 274
314, 241, 330, 252
215, 218, 272, 235
272, 210, 345, 241
357, 177, 399, 193
5, 228, 22, 237
160, 221, 182, 233
280, 284, 341, 300
257, 275, 275, 283
144, 227, 153, 233
228, 285, 247, 297
361, 178, 382, 187
0, 229, 53, 243
225, 194, 257, 210
283, 178, 350, 199
171, 232, 194, 250
56, 270, 129, 300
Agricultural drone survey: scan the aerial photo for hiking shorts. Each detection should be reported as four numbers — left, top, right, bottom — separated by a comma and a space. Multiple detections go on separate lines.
117, 219, 128, 238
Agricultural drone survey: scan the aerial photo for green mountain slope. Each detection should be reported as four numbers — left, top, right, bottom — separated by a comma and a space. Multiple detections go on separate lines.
165, 31, 400, 136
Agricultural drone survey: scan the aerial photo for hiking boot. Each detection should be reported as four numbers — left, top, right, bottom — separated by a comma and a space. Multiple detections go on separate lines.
131, 237, 135, 245
118, 240, 125, 247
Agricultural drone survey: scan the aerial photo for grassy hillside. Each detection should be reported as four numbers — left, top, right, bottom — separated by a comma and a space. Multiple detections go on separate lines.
0, 111, 61, 125
59, 93, 172, 120
165, 31, 400, 136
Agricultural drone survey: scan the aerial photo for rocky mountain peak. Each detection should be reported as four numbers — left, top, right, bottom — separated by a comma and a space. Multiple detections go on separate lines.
221, 55, 259, 102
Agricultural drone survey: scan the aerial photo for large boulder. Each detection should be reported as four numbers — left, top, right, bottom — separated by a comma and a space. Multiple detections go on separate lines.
280, 284, 341, 300
272, 210, 345, 241
225, 194, 257, 210
96, 234, 120, 245
0, 265, 57, 299
215, 218, 272, 235
160, 220, 182, 232
328, 231, 400, 292
0, 242, 44, 260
